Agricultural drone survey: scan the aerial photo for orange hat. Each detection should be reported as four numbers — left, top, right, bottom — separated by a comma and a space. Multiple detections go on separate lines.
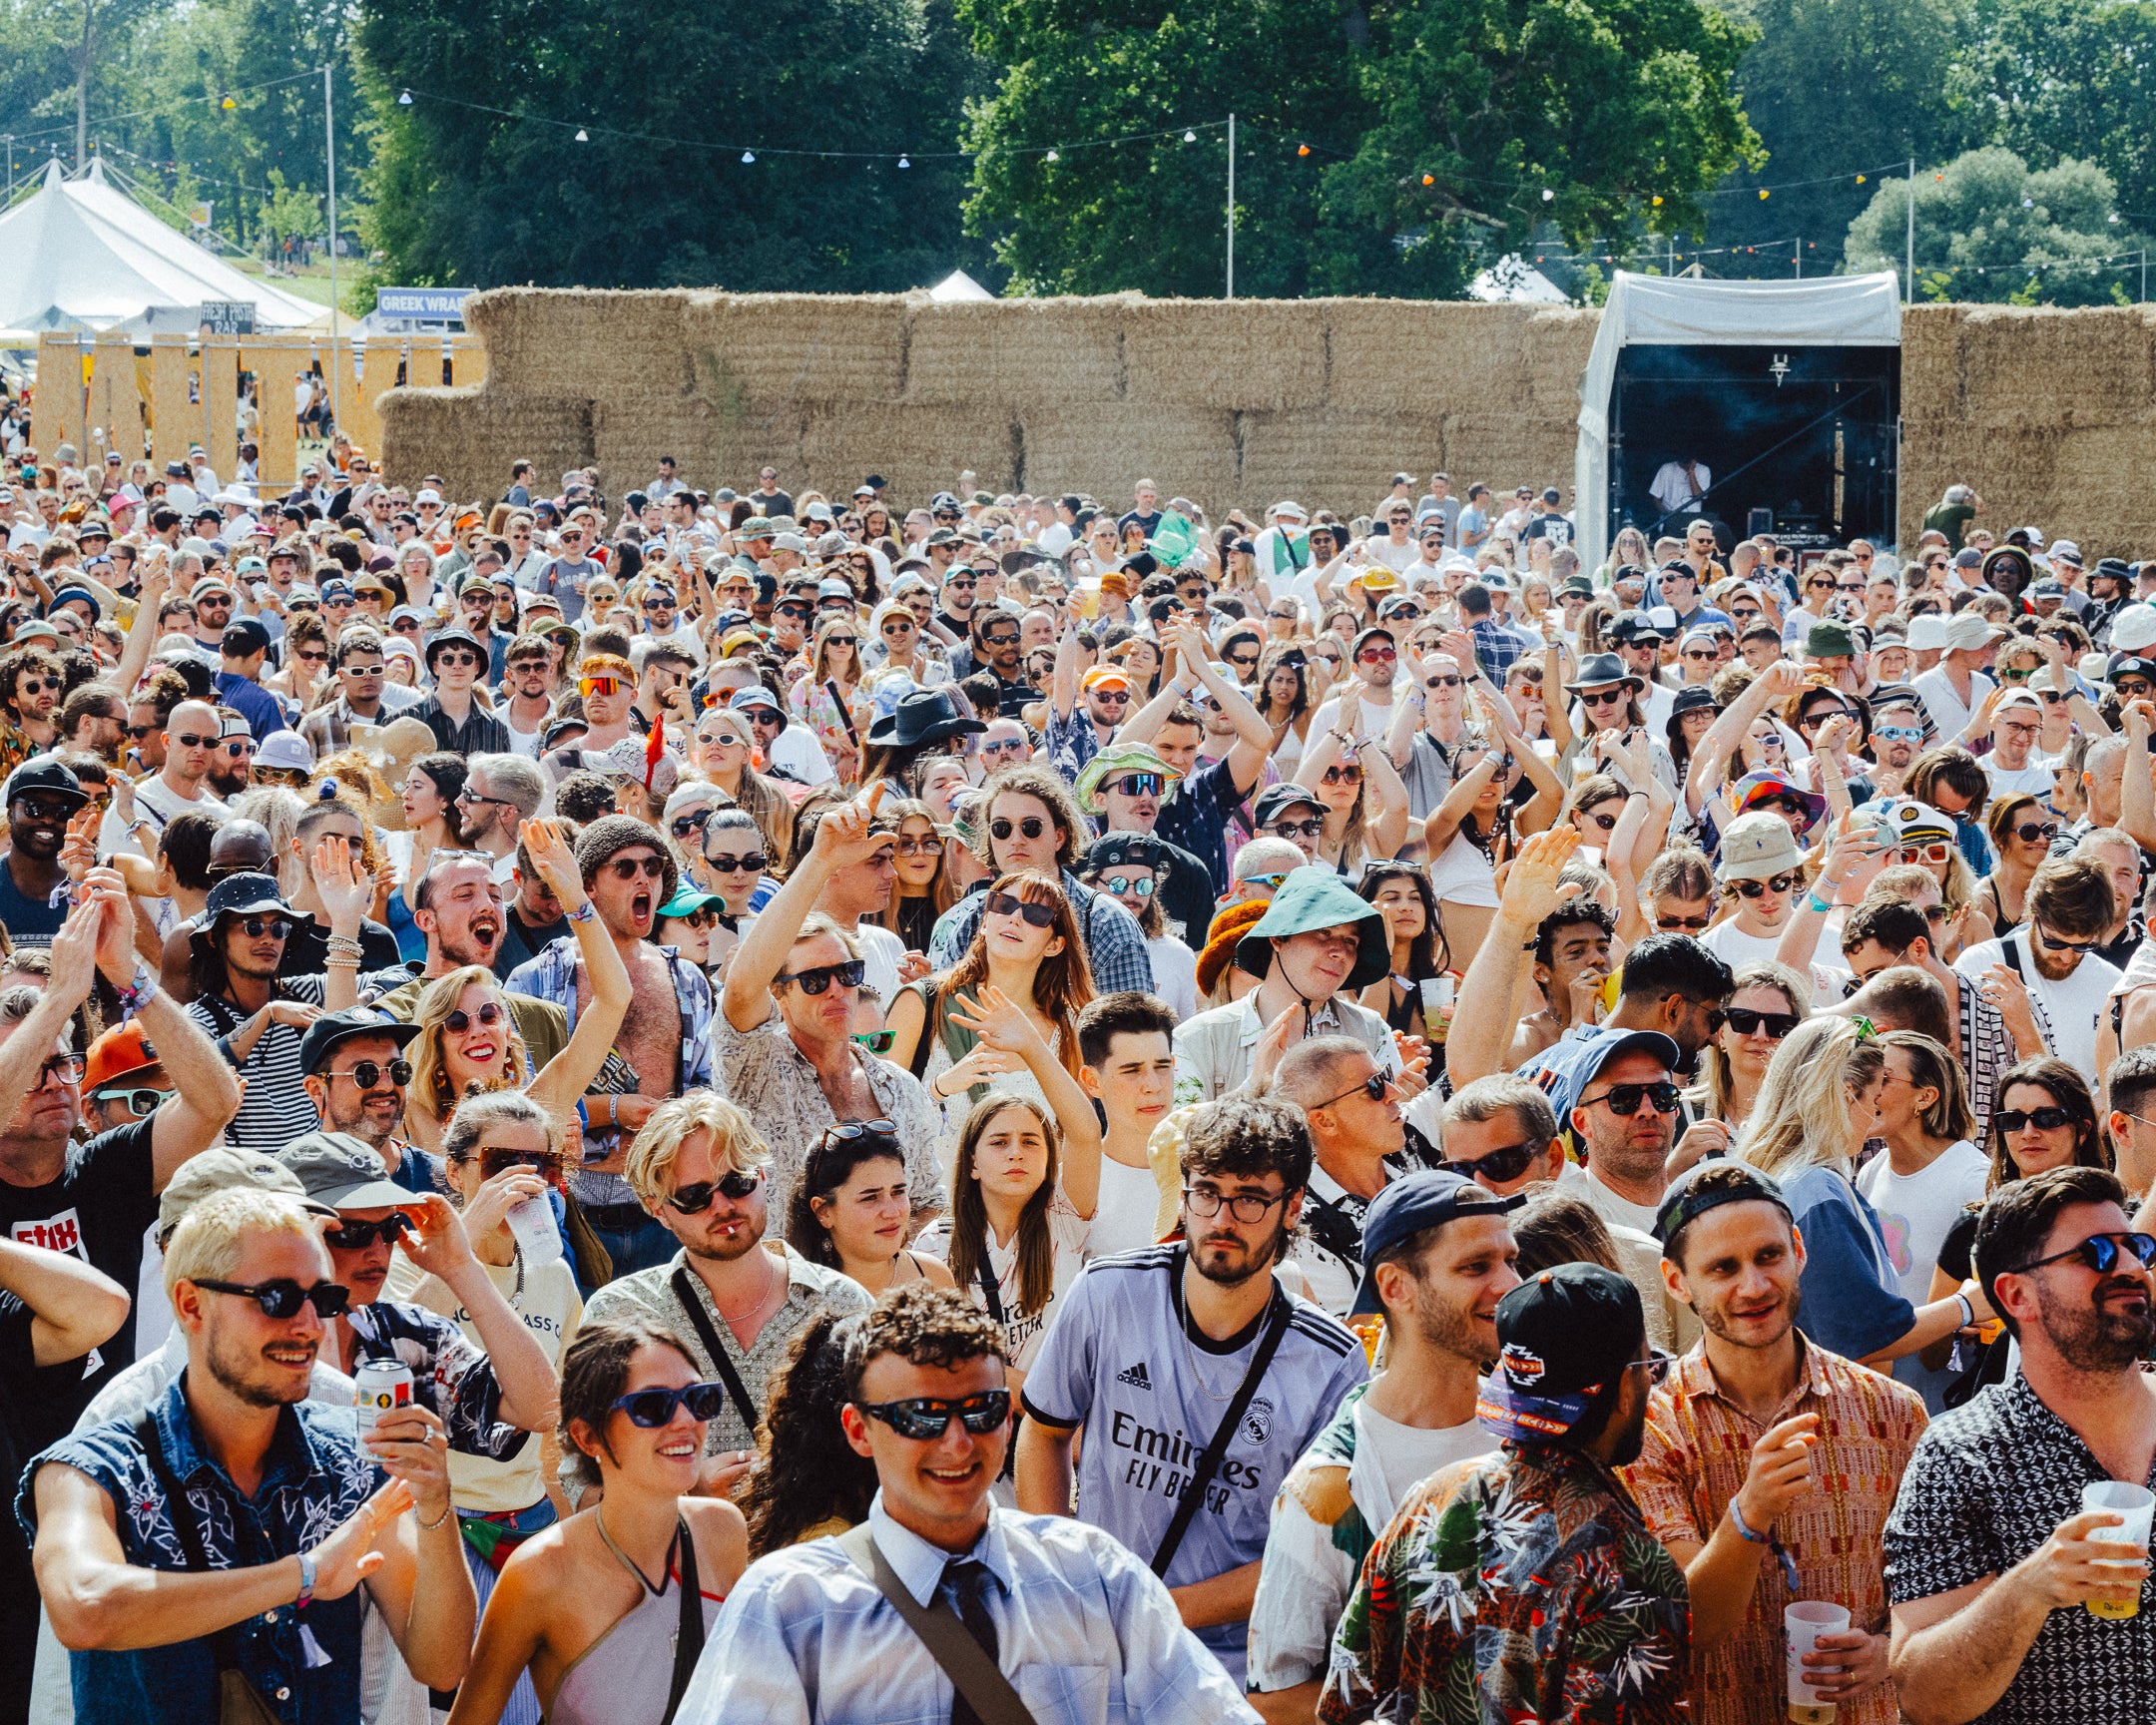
1080, 666, 1131, 693
1194, 900, 1269, 998
86, 1019, 162, 1092
1100, 572, 1131, 598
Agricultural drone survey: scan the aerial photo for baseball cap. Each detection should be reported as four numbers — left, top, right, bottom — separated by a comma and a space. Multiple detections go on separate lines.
255, 731, 315, 773
1476, 1263, 1647, 1442
158, 1146, 313, 1240
2, 756, 88, 812
1540, 1027, 1683, 1131
277, 1133, 415, 1210
295, 1006, 420, 1078
1717, 809, 1807, 879
85, 1019, 162, 1092
1652, 1161, 1792, 1248
1348, 1171, 1522, 1316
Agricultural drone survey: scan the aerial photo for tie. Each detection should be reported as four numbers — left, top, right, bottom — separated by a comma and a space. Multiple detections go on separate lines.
941, 1556, 1000, 1725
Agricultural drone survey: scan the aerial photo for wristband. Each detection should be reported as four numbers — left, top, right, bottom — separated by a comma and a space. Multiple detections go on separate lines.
296, 1550, 316, 1609
1806, 891, 1836, 914
116, 962, 159, 1014
1955, 1292, 1975, 1329
1729, 1497, 1773, 1544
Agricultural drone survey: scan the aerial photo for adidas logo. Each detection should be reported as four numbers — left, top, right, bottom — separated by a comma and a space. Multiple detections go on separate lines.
1115, 1361, 1152, 1390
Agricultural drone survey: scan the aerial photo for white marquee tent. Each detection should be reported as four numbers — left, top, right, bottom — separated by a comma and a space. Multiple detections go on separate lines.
0, 158, 323, 336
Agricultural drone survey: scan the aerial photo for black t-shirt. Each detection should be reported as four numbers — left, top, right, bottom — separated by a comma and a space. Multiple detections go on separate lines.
752, 489, 795, 520
0, 857, 65, 950
0, 1293, 57, 1725
1118, 508, 1164, 539
0, 1118, 159, 1427
1937, 1205, 1981, 1282
494, 905, 569, 979
1523, 511, 1574, 546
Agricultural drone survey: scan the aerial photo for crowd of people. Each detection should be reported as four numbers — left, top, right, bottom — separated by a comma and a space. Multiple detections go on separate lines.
0, 436, 2150, 1725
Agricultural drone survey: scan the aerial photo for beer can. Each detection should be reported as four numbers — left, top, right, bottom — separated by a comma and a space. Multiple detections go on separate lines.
353, 1358, 414, 1436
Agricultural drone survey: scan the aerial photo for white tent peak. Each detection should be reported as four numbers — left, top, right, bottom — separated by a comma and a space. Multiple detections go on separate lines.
1468, 256, 1570, 303
0, 155, 323, 334
927, 269, 995, 302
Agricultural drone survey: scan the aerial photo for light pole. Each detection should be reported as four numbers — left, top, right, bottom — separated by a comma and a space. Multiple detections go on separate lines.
325, 61, 340, 432
1225, 113, 1236, 300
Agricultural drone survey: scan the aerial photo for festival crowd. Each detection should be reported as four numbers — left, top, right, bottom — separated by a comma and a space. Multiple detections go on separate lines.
0, 433, 2150, 1725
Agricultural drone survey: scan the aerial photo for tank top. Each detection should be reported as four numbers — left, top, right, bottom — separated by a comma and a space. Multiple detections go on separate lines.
547, 1514, 723, 1725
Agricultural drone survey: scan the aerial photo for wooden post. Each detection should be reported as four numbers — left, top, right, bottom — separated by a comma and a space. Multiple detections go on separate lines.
87, 329, 136, 469
251, 335, 303, 495
34, 332, 85, 458
150, 336, 194, 472
200, 336, 240, 486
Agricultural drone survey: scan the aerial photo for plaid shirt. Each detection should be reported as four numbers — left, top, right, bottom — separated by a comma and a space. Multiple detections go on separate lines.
929, 872, 1155, 995
1469, 617, 1538, 681
1622, 1336, 1927, 1725
502, 933, 714, 1091
1322, 1441, 1692, 1725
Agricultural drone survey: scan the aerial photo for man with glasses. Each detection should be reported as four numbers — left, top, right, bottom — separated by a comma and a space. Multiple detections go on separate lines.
0, 757, 87, 950
105, 697, 227, 870
727, 683, 834, 787
1864, 690, 1931, 798
1018, 1095, 1366, 1687
749, 465, 794, 519
1956, 857, 2122, 1072
1970, 689, 2057, 800
1326, 1261, 1687, 1724
1046, 613, 1131, 780
454, 752, 542, 871
299, 627, 392, 758
413, 627, 510, 756
494, 633, 558, 757
1886, 1165, 2156, 1724
1076, 743, 1215, 940
1699, 810, 1812, 969
964, 607, 1034, 715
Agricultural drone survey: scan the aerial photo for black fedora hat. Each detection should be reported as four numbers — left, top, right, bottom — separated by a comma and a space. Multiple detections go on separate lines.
865, 687, 988, 750
1564, 652, 1646, 698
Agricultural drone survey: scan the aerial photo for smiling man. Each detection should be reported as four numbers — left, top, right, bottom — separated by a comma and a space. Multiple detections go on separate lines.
1017, 1096, 1367, 1688
0, 757, 88, 948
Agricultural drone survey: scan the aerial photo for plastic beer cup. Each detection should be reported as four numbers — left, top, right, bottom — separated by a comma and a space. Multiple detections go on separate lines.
2083, 1480, 2154, 1619
1785, 1601, 1851, 1724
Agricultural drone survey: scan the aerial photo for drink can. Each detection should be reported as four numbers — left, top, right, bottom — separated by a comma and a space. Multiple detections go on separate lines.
353, 1359, 414, 1436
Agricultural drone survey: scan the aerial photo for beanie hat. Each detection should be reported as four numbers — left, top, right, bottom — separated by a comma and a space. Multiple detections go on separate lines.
573, 814, 679, 907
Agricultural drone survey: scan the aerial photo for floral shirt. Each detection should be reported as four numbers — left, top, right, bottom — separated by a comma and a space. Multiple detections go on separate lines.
1322, 1441, 1692, 1725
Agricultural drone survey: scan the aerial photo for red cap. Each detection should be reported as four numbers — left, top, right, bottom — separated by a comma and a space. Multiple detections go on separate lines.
85, 1020, 162, 1092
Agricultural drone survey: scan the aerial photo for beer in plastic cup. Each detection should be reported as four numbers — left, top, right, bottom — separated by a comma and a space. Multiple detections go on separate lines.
1785, 1601, 1851, 1724
506, 1194, 563, 1271
2082, 1480, 2154, 1619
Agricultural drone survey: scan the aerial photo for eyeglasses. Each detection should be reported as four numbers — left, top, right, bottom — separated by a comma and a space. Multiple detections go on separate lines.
125, 723, 157, 740
895, 836, 943, 858
1240, 870, 1293, 890
173, 732, 216, 750
325, 1059, 413, 1090
190, 1278, 351, 1320
990, 816, 1050, 841
1089, 690, 1131, 707
1102, 873, 1157, 900
1182, 1185, 1291, 1223
227, 914, 293, 941
1624, 1350, 1678, 1387
219, 738, 257, 759
774, 957, 867, 994
980, 739, 1030, 758
776, 604, 811, 622
457, 787, 518, 811
825, 636, 858, 649
477, 1147, 563, 1178
855, 1390, 1012, 1440
325, 1213, 413, 1251
1109, 773, 1166, 798
981, 631, 1018, 648
1733, 872, 1803, 898
2009, 1232, 2156, 1277
433, 650, 479, 670
2013, 820, 2061, 845
1654, 911, 1712, 932
610, 1382, 733, 1427
1799, 708, 1849, 730
578, 676, 622, 698
443, 1002, 504, 1035
1579, 808, 1618, 834
664, 1169, 765, 1214
703, 851, 768, 873
1580, 1081, 1681, 1116
94, 1084, 167, 1115
1581, 688, 1629, 708
2039, 690, 2071, 705
1316, 1072, 1390, 1110
1270, 818, 1324, 839
2030, 921, 2101, 955
1425, 674, 1463, 691
1356, 647, 1396, 665
606, 856, 668, 880
986, 890, 1058, 927
34, 1052, 86, 1088
1995, 1105, 2074, 1134
1723, 1006, 1800, 1038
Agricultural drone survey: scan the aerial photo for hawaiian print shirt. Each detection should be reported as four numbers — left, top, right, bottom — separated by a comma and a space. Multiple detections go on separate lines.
344, 1297, 529, 1461
1321, 1440, 1692, 1725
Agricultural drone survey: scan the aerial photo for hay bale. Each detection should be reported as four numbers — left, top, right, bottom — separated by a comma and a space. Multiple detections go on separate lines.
468, 288, 695, 401
1239, 410, 1452, 516
381, 388, 593, 502
685, 291, 907, 406
1323, 300, 1526, 416
803, 404, 1012, 500
1020, 405, 1238, 514
903, 298, 1125, 406
1949, 304, 2146, 429
1122, 299, 1327, 412
593, 395, 804, 499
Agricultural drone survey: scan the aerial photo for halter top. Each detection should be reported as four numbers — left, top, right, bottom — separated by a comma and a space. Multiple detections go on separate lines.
546, 1514, 723, 1725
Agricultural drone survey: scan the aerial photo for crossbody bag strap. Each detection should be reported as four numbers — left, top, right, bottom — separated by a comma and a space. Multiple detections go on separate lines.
973, 1251, 1006, 1328
661, 1516, 704, 1725
1151, 1266, 1295, 1578
136, 1411, 244, 1674
835, 1525, 1038, 1725
669, 1267, 762, 1436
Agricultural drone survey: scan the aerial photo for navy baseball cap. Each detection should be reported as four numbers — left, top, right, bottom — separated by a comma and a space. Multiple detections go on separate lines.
1539, 1028, 1680, 1133
1476, 1262, 1646, 1442
1348, 1170, 1522, 1317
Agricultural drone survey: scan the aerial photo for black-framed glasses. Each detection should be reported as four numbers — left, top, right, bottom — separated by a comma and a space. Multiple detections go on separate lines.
989, 817, 1049, 842
2012, 820, 2061, 845
606, 856, 668, 881
1270, 818, 1324, 840
34, 1052, 86, 1088
986, 891, 1057, 927
326, 1059, 413, 1091
1654, 911, 1712, 932
1316, 1072, 1390, 1110
1994, 1105, 2074, 1134
1183, 1184, 1291, 1223
1723, 1006, 1799, 1038
774, 957, 866, 994
477, 1147, 563, 1177
325, 1214, 412, 1251
456, 787, 518, 811
1580, 1081, 1681, 1116
670, 810, 715, 840
855, 1390, 1012, 1439
703, 851, 768, 873
610, 1382, 732, 1427
1440, 1141, 1542, 1186
665, 1169, 765, 1214
190, 1278, 351, 1320
2033, 923, 2099, 954
2009, 1232, 2156, 1277
232, 914, 293, 940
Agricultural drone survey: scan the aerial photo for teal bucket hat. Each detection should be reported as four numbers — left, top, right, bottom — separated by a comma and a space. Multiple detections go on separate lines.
1234, 866, 1390, 990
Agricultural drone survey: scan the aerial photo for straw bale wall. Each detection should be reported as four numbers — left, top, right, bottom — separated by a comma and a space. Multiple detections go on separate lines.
380, 289, 2156, 552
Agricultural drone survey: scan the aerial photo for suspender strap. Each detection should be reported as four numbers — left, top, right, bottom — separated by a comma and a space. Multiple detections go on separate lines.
1151, 1256, 1295, 1577
835, 1525, 1038, 1725
669, 1267, 763, 1436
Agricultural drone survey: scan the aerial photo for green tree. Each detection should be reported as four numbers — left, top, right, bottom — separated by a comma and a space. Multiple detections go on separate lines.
1844, 146, 2145, 305
354, 0, 998, 291
1705, 0, 1970, 270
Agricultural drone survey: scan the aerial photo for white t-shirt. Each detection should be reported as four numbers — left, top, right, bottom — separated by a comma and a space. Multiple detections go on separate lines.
914, 1187, 1090, 1369
1360, 1400, 1495, 1513
1364, 538, 1418, 574
1983, 758, 2054, 801
767, 723, 834, 787
1089, 1155, 1162, 1261
1955, 931, 2122, 1073
1557, 1157, 1661, 1237
1913, 667, 1993, 743
1311, 690, 1399, 750
1855, 1138, 1987, 1413
1147, 934, 1199, 1020
1698, 916, 1789, 971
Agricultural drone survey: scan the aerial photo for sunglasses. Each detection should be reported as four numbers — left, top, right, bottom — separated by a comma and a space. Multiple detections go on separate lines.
1425, 674, 1463, 691
1722, 1006, 1800, 1039
444, 1001, 504, 1035
2033, 923, 2100, 953
776, 604, 811, 621
894, 836, 943, 858
125, 723, 157, 740
1323, 764, 1362, 785
228, 914, 293, 941
1089, 689, 1131, 707
325, 1213, 413, 1251
578, 677, 622, 697
1356, 647, 1397, 664
1581, 689, 1629, 708
1317, 1072, 1390, 1110
1624, 1350, 1678, 1387
2039, 690, 2070, 705
990, 817, 1050, 841
852, 1029, 896, 1053
1102, 873, 1156, 897
981, 631, 1019, 648
2012, 820, 2061, 845
95, 1084, 168, 1115
1995, 1105, 2074, 1134
1270, 818, 1324, 839
665, 1169, 765, 1214
325, 1058, 414, 1090
478, 1148, 562, 1177
703, 851, 769, 873
986, 891, 1058, 927
606, 856, 668, 880
855, 1389, 1012, 1440
775, 957, 867, 994
221, 740, 257, 759
825, 636, 858, 649
2010, 1232, 2156, 1277
610, 1382, 732, 1427
671, 811, 714, 839
173, 733, 217, 750
1579, 808, 1618, 834
1106, 773, 1168, 800
1874, 725, 1925, 743
192, 1277, 352, 1320
980, 739, 1030, 757
1581, 1080, 1682, 1116
1734, 872, 1803, 898
1439, 1141, 1542, 1185
1652, 911, 1712, 932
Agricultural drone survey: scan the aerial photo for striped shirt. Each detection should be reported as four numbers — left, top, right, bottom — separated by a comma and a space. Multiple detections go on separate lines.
184, 974, 326, 1157
1621, 1334, 1928, 1725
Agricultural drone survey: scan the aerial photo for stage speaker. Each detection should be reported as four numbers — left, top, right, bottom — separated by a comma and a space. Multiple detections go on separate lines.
1748, 507, 1774, 537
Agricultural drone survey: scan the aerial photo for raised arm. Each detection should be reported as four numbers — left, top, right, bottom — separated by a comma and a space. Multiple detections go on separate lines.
1052, 613, 1082, 722
1168, 620, 1275, 796
112, 559, 173, 700
517, 819, 632, 1120
0, 1237, 129, 1366
945, 984, 1104, 1218
1358, 738, 1410, 859
393, 1193, 561, 1435
1444, 828, 1582, 1089
1687, 661, 1802, 816
2120, 702, 2156, 859
724, 784, 891, 1032
1538, 640, 1575, 757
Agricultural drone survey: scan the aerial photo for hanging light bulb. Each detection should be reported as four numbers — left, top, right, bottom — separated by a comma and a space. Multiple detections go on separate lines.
1044, 149, 1058, 163
742, 150, 755, 164
1856, 173, 1866, 184
1651, 194, 1663, 207
1298, 144, 1312, 157
1759, 188, 1770, 200
1183, 130, 1197, 143
1421, 174, 1434, 186
575, 127, 589, 142
219, 93, 236, 111
398, 89, 413, 106
897, 154, 909, 169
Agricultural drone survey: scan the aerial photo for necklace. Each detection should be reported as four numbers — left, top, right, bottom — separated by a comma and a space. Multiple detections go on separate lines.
715, 1246, 778, 1324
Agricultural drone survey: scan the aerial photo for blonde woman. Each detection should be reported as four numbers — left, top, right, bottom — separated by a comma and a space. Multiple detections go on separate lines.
789, 616, 867, 785
1685, 961, 1810, 1144
404, 819, 630, 1151
690, 707, 791, 872
1741, 1015, 1986, 1369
